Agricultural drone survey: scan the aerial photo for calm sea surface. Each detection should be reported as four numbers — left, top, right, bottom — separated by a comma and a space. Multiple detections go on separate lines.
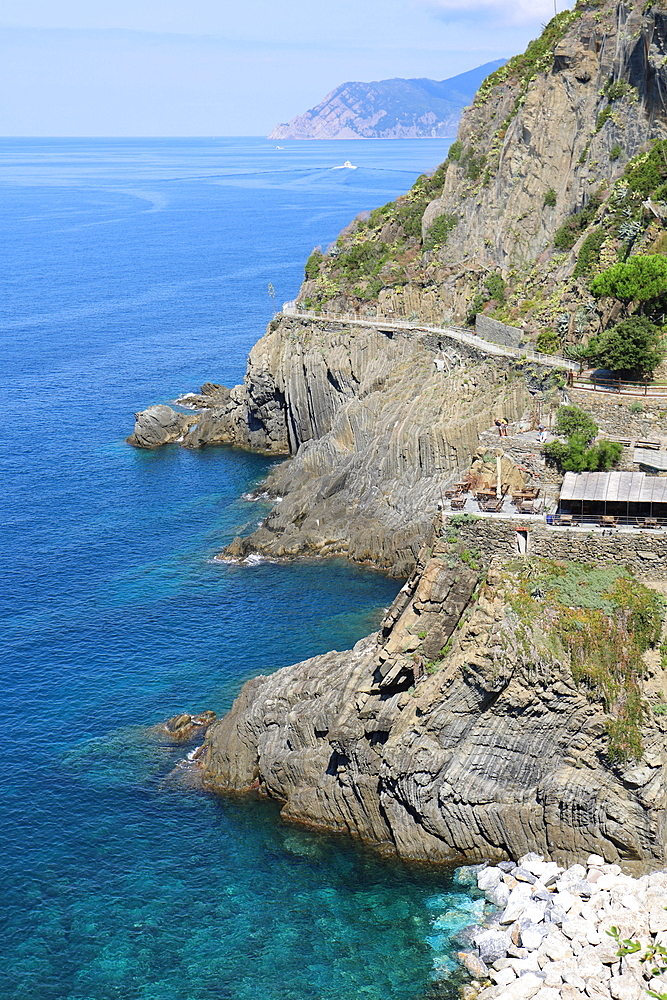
0, 137, 484, 1000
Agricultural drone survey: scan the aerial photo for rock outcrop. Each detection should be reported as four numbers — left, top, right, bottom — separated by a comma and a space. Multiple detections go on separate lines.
300, 0, 667, 345
200, 544, 667, 872
126, 404, 197, 449
203, 318, 532, 574
423, 1, 667, 270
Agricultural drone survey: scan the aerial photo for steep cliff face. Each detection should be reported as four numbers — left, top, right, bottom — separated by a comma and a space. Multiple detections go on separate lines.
201, 544, 667, 872
424, 2, 667, 268
185, 316, 532, 575
300, 0, 667, 345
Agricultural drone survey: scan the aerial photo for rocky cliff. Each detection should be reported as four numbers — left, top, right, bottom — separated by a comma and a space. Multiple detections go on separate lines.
201, 539, 667, 872
171, 317, 537, 575
300, 0, 667, 351
268, 62, 504, 140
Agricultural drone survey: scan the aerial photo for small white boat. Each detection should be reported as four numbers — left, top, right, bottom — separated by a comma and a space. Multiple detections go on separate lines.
332, 160, 357, 170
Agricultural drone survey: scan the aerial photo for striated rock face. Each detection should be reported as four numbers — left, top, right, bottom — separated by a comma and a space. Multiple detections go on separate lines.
423, 1, 667, 272
204, 317, 531, 574
297, 0, 667, 344
126, 405, 197, 449
201, 545, 667, 872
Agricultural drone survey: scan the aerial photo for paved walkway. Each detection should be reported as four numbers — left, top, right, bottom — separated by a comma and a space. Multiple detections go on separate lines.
281, 301, 580, 373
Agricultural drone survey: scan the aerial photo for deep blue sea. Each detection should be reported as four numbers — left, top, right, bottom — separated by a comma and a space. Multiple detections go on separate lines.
0, 136, 485, 1000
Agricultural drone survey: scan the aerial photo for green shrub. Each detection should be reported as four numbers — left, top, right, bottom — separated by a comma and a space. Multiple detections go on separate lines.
625, 139, 667, 197
485, 272, 506, 302
466, 293, 486, 326
536, 329, 560, 354
553, 194, 602, 250
554, 405, 598, 441
590, 254, 667, 304
447, 140, 463, 162
304, 249, 323, 280
544, 406, 623, 470
543, 188, 557, 207
573, 228, 605, 278
605, 79, 630, 101
424, 213, 458, 250
583, 315, 666, 377
610, 143, 623, 161
595, 106, 613, 133
630, 401, 645, 414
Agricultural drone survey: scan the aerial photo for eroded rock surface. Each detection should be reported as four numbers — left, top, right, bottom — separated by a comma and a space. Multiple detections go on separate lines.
201, 546, 667, 871
210, 318, 531, 574
126, 404, 197, 449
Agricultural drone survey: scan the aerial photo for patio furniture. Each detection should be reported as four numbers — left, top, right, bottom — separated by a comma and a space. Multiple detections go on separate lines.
559, 514, 573, 526
641, 517, 658, 529
600, 515, 617, 528
449, 496, 466, 510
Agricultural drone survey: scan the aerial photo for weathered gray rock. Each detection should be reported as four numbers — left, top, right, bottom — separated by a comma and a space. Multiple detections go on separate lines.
476, 929, 514, 964
126, 404, 196, 448
208, 317, 530, 575
200, 551, 667, 868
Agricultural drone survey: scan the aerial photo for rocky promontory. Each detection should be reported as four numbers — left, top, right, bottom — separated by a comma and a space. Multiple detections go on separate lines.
268, 62, 503, 140
200, 542, 667, 871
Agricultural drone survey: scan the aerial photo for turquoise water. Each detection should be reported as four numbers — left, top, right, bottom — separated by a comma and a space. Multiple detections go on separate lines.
0, 136, 484, 999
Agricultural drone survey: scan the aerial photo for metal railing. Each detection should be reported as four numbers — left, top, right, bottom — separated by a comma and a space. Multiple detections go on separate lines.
281, 301, 580, 373
568, 373, 667, 399
549, 513, 667, 529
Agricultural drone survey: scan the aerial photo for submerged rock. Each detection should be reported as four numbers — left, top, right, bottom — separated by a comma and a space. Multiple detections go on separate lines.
161, 711, 217, 742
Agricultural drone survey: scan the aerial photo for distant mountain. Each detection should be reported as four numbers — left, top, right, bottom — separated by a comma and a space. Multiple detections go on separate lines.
268, 61, 506, 140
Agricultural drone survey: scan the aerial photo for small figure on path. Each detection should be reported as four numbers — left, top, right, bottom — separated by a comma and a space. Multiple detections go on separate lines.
501, 418, 509, 436
495, 418, 503, 436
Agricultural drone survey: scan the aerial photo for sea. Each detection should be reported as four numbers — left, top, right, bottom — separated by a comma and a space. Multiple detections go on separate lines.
0, 136, 486, 1000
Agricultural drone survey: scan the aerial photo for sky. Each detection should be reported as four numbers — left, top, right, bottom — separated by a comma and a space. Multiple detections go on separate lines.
0, 0, 573, 136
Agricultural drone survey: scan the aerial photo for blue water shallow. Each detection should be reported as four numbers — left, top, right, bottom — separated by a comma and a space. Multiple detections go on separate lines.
0, 136, 485, 999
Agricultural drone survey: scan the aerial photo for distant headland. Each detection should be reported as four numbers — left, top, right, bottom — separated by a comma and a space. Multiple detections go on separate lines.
268, 60, 505, 140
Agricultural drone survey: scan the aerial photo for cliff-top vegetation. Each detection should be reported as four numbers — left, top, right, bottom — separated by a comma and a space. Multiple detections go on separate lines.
506, 559, 665, 764
296, 0, 667, 378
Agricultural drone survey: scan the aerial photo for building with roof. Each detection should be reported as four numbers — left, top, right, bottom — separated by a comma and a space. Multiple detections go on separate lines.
558, 470, 667, 527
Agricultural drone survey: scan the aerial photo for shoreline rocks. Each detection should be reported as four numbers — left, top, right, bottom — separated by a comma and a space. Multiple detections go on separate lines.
458, 853, 667, 1000
126, 404, 197, 449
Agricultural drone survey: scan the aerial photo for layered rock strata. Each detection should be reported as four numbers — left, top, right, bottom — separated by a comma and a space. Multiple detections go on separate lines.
130, 317, 536, 575
458, 852, 667, 1000
200, 546, 667, 871
298, 0, 667, 345
423, 1, 667, 271
126, 404, 197, 449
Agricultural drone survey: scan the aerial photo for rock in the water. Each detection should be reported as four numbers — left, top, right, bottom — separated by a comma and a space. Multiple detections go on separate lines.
126, 404, 196, 448
162, 711, 217, 742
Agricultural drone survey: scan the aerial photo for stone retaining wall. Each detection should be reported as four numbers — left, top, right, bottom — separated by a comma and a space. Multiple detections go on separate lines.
476, 315, 523, 349
445, 515, 667, 578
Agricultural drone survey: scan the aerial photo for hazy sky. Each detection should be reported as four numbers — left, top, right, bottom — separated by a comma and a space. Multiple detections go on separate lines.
0, 0, 573, 136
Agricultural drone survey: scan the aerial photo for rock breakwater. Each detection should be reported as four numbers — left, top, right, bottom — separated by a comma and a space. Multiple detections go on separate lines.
459, 852, 667, 1000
